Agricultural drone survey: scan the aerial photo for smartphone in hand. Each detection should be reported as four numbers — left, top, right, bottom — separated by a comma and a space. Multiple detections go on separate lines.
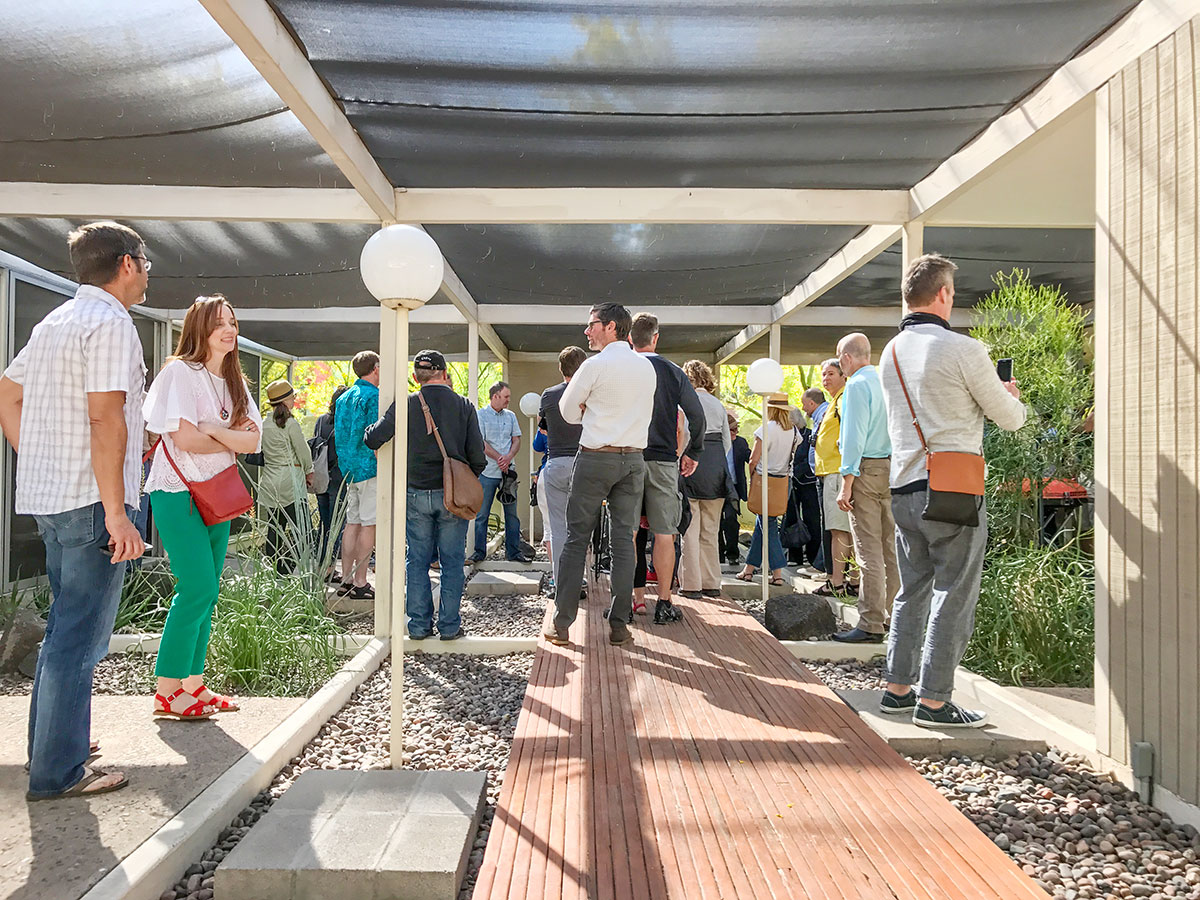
996, 358, 1014, 383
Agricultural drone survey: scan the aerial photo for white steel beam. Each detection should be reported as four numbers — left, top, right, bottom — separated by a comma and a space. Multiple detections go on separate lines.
393, 187, 909, 225
0, 183, 377, 223
910, 0, 1200, 221
477, 305, 776, 326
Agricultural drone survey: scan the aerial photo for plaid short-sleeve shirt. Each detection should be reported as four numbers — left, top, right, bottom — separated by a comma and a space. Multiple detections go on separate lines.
3, 286, 146, 515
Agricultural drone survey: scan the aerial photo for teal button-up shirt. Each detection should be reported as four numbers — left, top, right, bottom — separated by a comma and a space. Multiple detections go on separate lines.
335, 378, 380, 483
838, 365, 891, 477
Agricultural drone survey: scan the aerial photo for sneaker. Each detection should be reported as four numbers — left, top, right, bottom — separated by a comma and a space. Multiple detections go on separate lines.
678, 590, 703, 600
653, 599, 683, 625
609, 624, 634, 646
439, 627, 467, 641
408, 630, 436, 640
913, 701, 988, 729
468, 553, 485, 563
831, 627, 883, 644
543, 626, 570, 646
878, 689, 918, 715
701, 588, 721, 598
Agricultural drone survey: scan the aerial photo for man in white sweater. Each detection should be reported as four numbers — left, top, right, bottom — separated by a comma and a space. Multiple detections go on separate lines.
878, 254, 1026, 728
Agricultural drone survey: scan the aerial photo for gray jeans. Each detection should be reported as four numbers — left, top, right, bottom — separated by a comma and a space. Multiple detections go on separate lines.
552, 449, 646, 633
540, 456, 574, 584
885, 490, 988, 702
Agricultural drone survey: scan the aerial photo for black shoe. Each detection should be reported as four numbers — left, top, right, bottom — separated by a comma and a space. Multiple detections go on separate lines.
609, 624, 634, 646
831, 627, 883, 644
653, 599, 683, 625
468, 553, 485, 563
439, 626, 467, 641
878, 689, 918, 715
507, 554, 534, 564
913, 701, 988, 729
678, 590, 703, 600
580, 583, 589, 600
701, 589, 721, 598
408, 630, 436, 641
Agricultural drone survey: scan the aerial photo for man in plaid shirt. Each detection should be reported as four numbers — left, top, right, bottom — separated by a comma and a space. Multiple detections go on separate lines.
0, 221, 148, 800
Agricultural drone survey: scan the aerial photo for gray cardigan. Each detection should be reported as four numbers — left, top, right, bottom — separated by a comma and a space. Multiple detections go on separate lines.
880, 324, 1027, 489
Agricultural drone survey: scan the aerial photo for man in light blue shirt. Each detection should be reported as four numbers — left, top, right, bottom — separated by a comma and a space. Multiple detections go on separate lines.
471, 381, 526, 562
832, 332, 899, 643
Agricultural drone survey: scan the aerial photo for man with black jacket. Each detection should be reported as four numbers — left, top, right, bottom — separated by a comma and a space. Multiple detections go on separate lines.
365, 349, 486, 640
719, 414, 751, 565
630, 313, 705, 624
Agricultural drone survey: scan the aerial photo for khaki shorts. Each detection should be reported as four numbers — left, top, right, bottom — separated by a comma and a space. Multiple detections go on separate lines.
821, 473, 851, 533
643, 459, 683, 535
346, 477, 378, 526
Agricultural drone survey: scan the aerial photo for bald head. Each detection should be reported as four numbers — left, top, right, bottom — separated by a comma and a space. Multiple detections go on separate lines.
837, 332, 871, 376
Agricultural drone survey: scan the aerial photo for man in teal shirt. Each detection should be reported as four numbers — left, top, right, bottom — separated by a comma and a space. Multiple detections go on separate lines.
334, 350, 380, 598
833, 332, 899, 643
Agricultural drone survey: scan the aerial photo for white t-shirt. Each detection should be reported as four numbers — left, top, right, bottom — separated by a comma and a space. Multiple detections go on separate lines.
753, 420, 799, 477
143, 359, 262, 493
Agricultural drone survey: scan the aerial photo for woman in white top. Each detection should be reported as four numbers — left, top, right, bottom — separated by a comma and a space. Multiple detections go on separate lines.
143, 295, 261, 720
736, 393, 799, 585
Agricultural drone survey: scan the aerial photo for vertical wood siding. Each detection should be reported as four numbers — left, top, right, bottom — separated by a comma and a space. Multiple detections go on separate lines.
1098, 18, 1200, 805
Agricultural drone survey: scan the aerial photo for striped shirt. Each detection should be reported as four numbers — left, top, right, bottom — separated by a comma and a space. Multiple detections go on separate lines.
3, 285, 146, 515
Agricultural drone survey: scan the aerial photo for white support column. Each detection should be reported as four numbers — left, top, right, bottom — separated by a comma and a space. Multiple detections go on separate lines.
466, 321, 480, 558
387, 306, 411, 770
760, 390, 771, 610
769, 324, 781, 363
374, 308, 397, 641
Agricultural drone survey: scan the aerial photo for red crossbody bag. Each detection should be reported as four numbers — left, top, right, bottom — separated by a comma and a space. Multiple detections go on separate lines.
145, 438, 253, 526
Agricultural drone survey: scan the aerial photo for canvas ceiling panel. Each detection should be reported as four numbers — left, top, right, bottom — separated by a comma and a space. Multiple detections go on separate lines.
425, 224, 858, 306
274, 0, 1137, 188
0, 218, 381, 311
815, 228, 1095, 308
493, 324, 740, 356
0, 1, 345, 187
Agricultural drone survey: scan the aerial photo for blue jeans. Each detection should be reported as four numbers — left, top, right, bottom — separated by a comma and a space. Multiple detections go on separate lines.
473, 474, 520, 560
746, 515, 786, 571
407, 489, 469, 637
27, 501, 130, 796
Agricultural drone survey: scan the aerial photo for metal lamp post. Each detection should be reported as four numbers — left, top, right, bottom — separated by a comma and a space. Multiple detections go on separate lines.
518, 391, 541, 543
359, 225, 445, 769
746, 358, 785, 610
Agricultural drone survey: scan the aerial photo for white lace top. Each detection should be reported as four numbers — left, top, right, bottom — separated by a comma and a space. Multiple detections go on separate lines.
143, 359, 262, 494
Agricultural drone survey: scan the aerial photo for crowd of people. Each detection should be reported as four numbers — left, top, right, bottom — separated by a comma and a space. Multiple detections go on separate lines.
0, 219, 1026, 800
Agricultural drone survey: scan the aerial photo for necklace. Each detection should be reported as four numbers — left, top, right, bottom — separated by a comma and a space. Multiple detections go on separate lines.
205, 368, 231, 421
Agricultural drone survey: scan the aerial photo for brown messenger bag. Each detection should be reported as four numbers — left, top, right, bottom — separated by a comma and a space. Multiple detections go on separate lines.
417, 390, 484, 520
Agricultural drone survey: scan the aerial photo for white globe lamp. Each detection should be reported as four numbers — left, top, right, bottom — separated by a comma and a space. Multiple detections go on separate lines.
746, 357, 784, 396
519, 392, 540, 417
519, 391, 542, 542
359, 225, 444, 310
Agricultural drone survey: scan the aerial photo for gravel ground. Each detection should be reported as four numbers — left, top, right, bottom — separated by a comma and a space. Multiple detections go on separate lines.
0, 652, 158, 697
804, 657, 885, 690
911, 751, 1200, 899
160, 652, 532, 900
334, 590, 547, 637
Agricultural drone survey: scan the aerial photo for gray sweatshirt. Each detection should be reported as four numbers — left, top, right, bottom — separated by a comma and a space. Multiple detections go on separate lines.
879, 323, 1027, 489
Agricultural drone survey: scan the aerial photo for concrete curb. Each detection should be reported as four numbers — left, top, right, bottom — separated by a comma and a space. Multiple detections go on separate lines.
79, 638, 390, 900
952, 668, 1097, 758
781, 640, 884, 662
109, 632, 375, 659
403, 636, 538, 655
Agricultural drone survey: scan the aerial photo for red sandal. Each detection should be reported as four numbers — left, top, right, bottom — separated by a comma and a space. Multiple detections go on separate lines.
189, 685, 240, 713
632, 600, 648, 616
153, 688, 217, 720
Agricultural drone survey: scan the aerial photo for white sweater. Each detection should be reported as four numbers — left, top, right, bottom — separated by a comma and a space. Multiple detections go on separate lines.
879, 323, 1027, 489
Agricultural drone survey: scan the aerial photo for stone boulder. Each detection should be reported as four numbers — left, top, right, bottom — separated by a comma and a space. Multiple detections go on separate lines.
0, 607, 46, 674
765, 593, 836, 641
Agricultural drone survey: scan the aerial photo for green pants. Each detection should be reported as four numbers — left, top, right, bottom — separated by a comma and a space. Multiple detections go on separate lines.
151, 491, 230, 679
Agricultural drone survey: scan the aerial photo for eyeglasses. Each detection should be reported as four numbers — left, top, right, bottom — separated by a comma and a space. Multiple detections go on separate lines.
585, 319, 603, 330
119, 252, 152, 272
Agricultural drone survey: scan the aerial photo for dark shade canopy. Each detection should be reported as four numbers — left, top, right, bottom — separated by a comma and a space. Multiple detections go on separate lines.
493, 323, 743, 357
275, 0, 1137, 188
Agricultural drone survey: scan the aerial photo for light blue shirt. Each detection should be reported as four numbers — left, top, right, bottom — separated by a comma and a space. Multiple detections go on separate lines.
478, 404, 521, 479
838, 366, 891, 477
808, 400, 828, 472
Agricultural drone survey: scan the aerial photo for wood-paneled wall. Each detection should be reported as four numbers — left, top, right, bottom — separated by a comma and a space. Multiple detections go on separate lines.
1096, 16, 1200, 805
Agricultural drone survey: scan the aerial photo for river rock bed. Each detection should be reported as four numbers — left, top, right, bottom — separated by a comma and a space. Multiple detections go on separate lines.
911, 750, 1200, 899
0, 651, 158, 697
159, 652, 532, 900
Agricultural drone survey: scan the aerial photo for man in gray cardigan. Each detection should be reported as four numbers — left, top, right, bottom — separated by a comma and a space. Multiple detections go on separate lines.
878, 254, 1026, 728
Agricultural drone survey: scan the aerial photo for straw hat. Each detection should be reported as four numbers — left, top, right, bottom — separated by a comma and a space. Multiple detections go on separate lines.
266, 379, 294, 403
765, 392, 790, 408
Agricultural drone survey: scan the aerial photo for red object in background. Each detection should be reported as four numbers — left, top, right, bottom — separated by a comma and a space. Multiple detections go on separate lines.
1021, 477, 1089, 499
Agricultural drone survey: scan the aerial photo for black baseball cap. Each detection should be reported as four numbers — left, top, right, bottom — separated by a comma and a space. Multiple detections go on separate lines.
413, 349, 447, 371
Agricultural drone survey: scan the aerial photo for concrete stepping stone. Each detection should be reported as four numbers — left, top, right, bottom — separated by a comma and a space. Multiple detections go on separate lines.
474, 559, 551, 573
465, 570, 542, 597
217, 769, 486, 900
720, 574, 793, 601
836, 689, 1049, 757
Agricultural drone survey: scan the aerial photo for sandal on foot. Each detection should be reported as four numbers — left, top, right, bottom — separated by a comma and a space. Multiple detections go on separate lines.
813, 582, 841, 597
632, 600, 648, 615
733, 571, 755, 582
26, 766, 128, 802
349, 584, 375, 600
190, 685, 240, 713
153, 688, 218, 720
770, 576, 785, 586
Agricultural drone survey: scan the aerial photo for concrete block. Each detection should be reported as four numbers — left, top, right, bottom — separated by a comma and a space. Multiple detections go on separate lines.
465, 571, 542, 597
836, 690, 1049, 757
782, 640, 884, 662
218, 770, 487, 900
720, 575, 792, 602
475, 559, 551, 573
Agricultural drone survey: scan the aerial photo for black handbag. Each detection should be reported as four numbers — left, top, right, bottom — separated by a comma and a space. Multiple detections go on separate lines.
780, 489, 811, 549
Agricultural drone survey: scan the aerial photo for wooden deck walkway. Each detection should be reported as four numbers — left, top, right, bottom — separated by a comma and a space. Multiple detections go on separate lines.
474, 585, 1046, 900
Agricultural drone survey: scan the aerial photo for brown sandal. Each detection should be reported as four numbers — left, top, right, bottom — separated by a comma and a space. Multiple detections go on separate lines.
153, 688, 217, 720
26, 766, 128, 801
